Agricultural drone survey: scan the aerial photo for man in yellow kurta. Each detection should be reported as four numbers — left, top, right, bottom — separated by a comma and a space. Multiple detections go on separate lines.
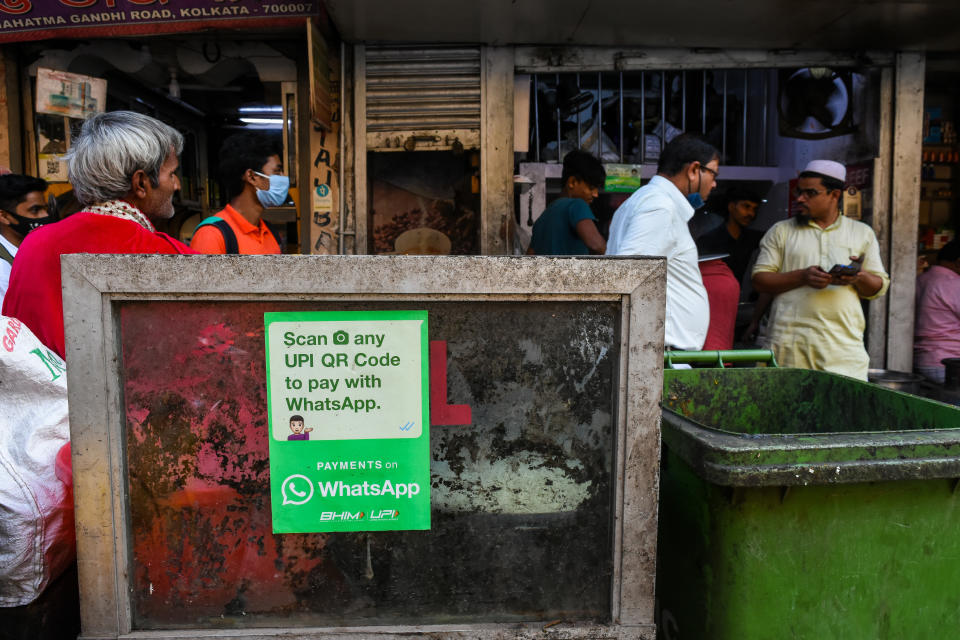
752, 160, 889, 380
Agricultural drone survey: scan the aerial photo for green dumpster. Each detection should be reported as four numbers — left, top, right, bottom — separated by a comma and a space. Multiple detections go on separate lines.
657, 364, 960, 640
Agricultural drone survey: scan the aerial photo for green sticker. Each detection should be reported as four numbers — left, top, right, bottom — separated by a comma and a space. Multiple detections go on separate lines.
604, 163, 645, 193
265, 310, 430, 532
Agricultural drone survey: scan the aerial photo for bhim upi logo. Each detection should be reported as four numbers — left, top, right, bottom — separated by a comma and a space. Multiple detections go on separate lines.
281, 474, 314, 505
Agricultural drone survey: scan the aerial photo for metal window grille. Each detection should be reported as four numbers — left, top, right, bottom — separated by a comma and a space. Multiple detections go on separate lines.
528, 69, 775, 166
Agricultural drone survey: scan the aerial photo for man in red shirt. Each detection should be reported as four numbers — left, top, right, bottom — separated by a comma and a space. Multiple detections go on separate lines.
190, 132, 286, 255
698, 257, 740, 351
2, 111, 194, 359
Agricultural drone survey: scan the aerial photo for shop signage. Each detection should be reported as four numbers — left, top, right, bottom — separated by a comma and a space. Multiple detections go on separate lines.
0, 0, 320, 43
264, 310, 431, 533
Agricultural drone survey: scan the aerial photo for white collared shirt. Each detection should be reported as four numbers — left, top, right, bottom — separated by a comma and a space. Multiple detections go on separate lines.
0, 233, 17, 307
606, 175, 710, 350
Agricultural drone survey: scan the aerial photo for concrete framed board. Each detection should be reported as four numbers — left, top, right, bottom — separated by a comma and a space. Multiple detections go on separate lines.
61, 254, 665, 640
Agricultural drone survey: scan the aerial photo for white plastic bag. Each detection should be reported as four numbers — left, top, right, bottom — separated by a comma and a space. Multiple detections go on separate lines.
0, 315, 74, 607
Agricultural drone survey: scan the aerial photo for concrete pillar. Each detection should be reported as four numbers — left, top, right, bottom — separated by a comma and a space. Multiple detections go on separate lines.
867, 67, 893, 368
886, 52, 925, 372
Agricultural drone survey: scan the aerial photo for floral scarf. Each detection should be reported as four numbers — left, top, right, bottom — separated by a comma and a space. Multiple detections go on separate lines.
84, 200, 156, 232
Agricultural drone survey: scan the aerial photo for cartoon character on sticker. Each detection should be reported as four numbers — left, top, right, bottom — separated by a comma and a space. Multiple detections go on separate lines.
287, 414, 314, 441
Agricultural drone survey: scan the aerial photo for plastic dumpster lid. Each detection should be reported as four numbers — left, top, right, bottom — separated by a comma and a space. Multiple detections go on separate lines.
662, 407, 960, 487
662, 367, 960, 487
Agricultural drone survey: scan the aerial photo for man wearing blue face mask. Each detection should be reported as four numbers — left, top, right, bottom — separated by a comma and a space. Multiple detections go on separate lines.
191, 132, 288, 254
606, 134, 719, 350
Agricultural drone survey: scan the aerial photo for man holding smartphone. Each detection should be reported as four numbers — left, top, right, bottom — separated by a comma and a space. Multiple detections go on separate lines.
751, 160, 888, 380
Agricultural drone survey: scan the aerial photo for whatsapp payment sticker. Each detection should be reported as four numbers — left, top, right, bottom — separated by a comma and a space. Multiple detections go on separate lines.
265, 310, 430, 533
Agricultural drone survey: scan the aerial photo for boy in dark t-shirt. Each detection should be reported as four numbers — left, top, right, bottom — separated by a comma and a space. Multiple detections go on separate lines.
529, 150, 607, 255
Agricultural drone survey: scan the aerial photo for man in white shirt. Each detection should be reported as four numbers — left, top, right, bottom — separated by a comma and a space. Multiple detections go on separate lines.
0, 174, 51, 305
606, 134, 719, 350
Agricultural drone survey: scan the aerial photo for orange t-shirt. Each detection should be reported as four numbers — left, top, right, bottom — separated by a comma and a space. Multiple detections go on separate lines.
190, 204, 282, 255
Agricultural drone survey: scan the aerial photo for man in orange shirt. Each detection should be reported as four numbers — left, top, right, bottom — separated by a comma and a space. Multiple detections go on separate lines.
191, 132, 288, 254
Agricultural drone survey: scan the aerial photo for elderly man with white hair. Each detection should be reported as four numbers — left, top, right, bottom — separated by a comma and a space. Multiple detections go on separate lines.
751, 160, 889, 380
2, 110, 195, 359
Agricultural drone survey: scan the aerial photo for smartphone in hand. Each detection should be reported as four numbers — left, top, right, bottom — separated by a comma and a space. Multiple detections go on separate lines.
829, 263, 860, 277
829, 255, 863, 280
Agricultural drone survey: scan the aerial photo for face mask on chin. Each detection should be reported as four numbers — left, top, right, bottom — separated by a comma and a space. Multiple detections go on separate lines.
686, 169, 705, 209
253, 172, 290, 208
4, 211, 53, 237
686, 193, 705, 209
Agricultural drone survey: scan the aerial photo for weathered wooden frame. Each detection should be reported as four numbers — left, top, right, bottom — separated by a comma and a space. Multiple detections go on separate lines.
62, 254, 665, 640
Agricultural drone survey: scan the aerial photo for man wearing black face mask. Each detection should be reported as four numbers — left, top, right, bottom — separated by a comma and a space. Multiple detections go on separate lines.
0, 174, 52, 305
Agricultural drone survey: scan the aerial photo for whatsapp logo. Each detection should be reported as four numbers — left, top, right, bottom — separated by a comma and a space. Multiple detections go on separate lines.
281, 474, 314, 506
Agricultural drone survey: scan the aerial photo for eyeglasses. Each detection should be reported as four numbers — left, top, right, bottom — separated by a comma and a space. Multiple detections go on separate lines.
794, 188, 826, 199
699, 165, 719, 180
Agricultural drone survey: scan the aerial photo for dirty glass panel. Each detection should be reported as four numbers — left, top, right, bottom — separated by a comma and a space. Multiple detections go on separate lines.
120, 300, 617, 629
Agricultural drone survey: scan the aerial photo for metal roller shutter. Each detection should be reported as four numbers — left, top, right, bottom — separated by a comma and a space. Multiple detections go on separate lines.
365, 45, 481, 150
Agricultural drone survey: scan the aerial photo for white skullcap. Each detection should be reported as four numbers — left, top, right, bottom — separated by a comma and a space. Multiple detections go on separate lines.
801, 160, 846, 183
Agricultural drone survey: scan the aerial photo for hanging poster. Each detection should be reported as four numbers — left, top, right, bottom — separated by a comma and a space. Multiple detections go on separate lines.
264, 310, 430, 533
35, 68, 104, 181
36, 113, 71, 182
36, 68, 105, 120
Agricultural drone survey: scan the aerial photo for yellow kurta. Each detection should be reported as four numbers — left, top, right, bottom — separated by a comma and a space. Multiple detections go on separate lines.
752, 215, 890, 380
